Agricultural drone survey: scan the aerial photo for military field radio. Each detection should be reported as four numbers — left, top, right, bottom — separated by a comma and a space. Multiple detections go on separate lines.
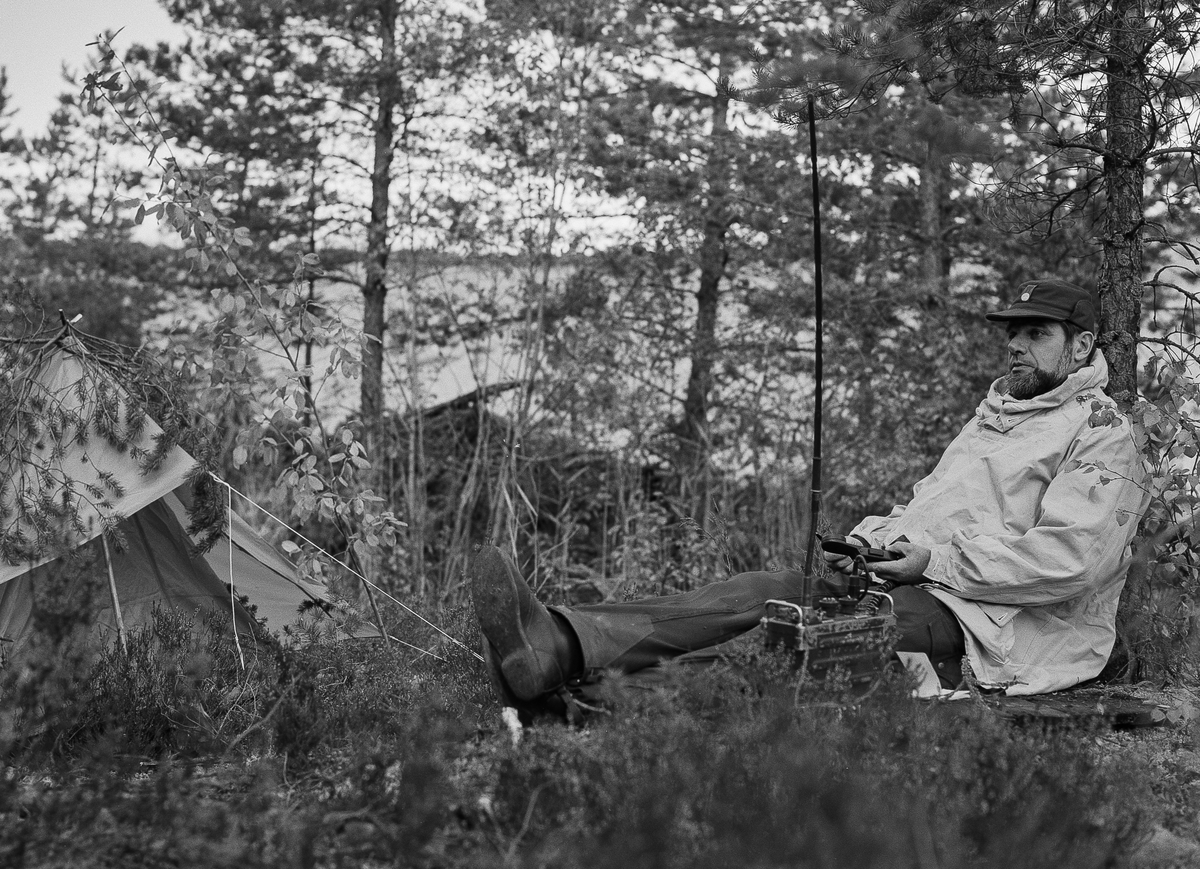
761, 538, 900, 684
759, 96, 898, 683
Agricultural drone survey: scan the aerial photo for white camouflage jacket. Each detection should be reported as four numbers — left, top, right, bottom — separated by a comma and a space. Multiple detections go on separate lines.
850, 353, 1148, 695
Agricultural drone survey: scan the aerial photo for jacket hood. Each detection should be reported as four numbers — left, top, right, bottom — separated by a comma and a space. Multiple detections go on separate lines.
978, 352, 1110, 433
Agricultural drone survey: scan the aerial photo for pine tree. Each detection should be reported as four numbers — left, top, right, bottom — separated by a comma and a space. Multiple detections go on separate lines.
759, 0, 1200, 397
486, 0, 820, 527
137, 0, 483, 480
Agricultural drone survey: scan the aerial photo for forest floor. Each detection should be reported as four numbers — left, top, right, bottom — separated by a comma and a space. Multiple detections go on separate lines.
1016, 683, 1200, 869
5, 630, 1200, 869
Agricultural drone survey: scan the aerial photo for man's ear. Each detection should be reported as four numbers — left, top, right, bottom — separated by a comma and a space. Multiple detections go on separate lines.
1073, 331, 1096, 364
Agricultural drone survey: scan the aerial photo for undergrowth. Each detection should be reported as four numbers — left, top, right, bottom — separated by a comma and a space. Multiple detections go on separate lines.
477, 662, 1148, 869
0, 608, 1165, 868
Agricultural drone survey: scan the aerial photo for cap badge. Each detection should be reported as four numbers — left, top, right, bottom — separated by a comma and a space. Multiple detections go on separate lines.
1020, 291, 1031, 301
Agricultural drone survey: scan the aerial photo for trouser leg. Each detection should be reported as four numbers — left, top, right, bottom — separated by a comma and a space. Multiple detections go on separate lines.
551, 574, 966, 688
890, 585, 966, 688
550, 569, 806, 675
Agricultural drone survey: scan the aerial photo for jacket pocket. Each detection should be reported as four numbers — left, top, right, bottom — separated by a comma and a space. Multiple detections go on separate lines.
979, 601, 1021, 627
1010, 612, 1081, 675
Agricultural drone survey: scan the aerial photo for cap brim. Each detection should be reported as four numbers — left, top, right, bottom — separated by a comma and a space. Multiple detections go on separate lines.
985, 305, 1070, 322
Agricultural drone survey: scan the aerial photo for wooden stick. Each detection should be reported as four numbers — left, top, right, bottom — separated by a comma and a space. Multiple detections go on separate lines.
100, 533, 129, 656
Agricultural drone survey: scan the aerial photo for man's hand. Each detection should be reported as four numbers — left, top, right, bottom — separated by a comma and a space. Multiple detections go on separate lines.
822, 548, 856, 575
867, 542, 931, 584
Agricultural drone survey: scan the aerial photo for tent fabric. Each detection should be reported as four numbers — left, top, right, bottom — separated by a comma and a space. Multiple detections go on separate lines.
164, 486, 334, 633
0, 489, 349, 654
0, 341, 374, 654
0, 347, 197, 585
0, 494, 260, 652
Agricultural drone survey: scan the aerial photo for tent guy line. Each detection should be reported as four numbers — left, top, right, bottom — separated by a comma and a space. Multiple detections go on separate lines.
208, 473, 483, 664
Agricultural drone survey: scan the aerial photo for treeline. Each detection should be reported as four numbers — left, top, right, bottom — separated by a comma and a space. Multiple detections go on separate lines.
2, 1, 1200, 677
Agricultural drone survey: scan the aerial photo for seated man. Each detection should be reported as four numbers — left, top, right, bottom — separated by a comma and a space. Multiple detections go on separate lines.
471, 279, 1148, 715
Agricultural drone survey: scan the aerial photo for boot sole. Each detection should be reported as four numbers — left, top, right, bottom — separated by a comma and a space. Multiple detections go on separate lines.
471, 547, 553, 701
481, 639, 576, 725
480, 639, 522, 708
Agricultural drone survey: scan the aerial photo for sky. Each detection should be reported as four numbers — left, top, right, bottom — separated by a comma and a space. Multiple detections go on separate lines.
0, 0, 183, 136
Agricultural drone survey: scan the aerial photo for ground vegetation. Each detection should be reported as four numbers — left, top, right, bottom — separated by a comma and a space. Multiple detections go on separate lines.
2, 599, 1196, 868
2, 1, 1200, 863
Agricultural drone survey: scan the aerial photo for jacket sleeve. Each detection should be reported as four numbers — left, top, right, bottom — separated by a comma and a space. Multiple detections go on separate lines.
849, 423, 967, 547
849, 505, 904, 547
923, 420, 1147, 606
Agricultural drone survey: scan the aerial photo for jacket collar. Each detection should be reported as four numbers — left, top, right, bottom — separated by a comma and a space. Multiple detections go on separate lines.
977, 353, 1110, 432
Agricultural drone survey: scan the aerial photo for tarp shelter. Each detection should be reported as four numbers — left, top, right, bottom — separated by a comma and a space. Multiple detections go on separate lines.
0, 338, 367, 656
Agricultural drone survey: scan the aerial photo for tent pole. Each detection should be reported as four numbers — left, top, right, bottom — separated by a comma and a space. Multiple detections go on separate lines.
100, 534, 129, 656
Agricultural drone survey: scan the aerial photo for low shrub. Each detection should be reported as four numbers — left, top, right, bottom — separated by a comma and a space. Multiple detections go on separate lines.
484, 664, 1149, 869
0, 599, 1163, 869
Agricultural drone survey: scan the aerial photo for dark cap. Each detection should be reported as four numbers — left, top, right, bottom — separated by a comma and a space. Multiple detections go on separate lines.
985, 279, 1099, 333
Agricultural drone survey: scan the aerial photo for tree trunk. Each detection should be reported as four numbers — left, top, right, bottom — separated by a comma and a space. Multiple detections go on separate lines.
919, 141, 951, 297
362, 0, 398, 483
358, 0, 398, 597
678, 60, 733, 526
1096, 0, 1147, 399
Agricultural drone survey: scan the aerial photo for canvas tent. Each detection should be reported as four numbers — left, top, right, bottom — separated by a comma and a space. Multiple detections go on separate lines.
0, 337, 370, 655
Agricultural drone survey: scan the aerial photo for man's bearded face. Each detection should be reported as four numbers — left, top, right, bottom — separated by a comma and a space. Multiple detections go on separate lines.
1004, 320, 1077, 400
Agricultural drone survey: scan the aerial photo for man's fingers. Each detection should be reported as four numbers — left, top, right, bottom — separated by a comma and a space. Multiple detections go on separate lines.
822, 553, 853, 574
868, 543, 931, 583
868, 558, 903, 577
864, 544, 904, 576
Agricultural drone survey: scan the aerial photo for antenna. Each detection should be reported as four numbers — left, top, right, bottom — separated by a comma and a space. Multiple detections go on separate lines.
801, 93, 824, 606
761, 97, 899, 677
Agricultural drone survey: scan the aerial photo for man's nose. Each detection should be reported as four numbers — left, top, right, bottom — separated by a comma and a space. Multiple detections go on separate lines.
1008, 335, 1027, 355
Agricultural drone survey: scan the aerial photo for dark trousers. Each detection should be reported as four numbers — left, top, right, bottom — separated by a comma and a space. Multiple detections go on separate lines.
551, 568, 966, 688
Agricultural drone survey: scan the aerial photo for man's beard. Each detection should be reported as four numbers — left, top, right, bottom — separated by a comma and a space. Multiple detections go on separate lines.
1004, 346, 1074, 400
1005, 366, 1068, 400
